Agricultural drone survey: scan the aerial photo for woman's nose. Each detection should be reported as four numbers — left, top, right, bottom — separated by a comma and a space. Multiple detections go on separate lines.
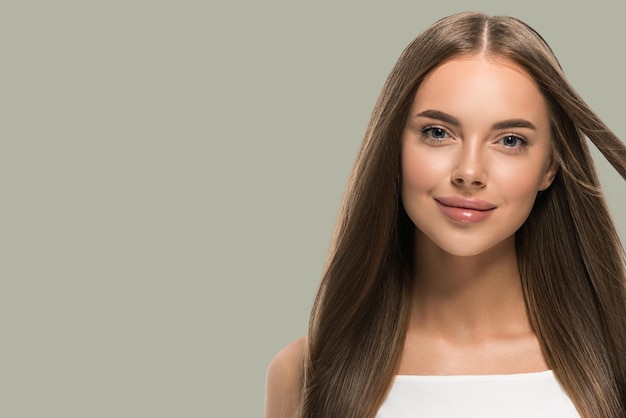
451, 144, 487, 188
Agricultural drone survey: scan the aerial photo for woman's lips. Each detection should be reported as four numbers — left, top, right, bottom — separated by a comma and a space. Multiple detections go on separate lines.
435, 197, 496, 223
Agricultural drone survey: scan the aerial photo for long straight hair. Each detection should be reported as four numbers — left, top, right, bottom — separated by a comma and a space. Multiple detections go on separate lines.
300, 12, 626, 418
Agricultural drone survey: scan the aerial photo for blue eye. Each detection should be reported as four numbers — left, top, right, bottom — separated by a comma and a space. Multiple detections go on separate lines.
423, 127, 448, 139
501, 135, 526, 147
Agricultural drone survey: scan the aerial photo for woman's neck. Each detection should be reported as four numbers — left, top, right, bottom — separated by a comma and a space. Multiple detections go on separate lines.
398, 234, 549, 376
410, 234, 530, 341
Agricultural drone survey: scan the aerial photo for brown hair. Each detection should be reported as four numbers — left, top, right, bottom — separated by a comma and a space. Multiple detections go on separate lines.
300, 12, 626, 418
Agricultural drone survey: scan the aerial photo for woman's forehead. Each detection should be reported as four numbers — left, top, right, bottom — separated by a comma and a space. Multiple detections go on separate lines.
410, 55, 550, 131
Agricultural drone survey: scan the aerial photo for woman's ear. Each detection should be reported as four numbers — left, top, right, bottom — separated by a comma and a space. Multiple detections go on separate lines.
539, 153, 559, 191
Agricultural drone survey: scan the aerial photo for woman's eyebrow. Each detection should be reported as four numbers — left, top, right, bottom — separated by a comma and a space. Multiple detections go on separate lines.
415, 109, 536, 131
415, 109, 460, 126
492, 119, 536, 131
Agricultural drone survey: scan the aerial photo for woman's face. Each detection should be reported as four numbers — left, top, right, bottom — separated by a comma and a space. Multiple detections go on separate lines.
401, 55, 556, 257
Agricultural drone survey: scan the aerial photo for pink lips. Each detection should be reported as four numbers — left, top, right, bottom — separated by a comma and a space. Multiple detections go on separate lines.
435, 196, 497, 223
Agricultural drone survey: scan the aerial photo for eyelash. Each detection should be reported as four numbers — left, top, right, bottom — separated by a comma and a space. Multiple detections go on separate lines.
420, 126, 529, 154
497, 135, 529, 154
420, 126, 450, 144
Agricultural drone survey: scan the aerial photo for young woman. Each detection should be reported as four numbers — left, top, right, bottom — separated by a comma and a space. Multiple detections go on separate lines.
265, 12, 626, 418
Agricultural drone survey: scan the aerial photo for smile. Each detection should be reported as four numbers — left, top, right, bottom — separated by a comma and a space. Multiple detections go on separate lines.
435, 197, 496, 223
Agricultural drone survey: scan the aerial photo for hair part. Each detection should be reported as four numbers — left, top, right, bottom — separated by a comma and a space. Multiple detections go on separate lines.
300, 12, 626, 418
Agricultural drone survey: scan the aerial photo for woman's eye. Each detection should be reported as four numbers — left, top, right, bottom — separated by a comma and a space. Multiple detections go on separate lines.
423, 127, 448, 140
500, 135, 526, 148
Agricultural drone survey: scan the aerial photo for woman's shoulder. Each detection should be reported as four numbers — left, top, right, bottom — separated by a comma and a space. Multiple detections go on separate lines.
265, 337, 306, 418
267, 336, 306, 383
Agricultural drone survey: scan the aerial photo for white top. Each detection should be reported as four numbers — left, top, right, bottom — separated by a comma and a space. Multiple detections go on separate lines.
375, 370, 580, 417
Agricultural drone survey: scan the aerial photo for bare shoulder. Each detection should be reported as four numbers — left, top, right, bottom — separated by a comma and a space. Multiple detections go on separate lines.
265, 337, 306, 418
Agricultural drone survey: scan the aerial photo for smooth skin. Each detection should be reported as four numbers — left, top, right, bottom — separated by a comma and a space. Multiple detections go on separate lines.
265, 54, 558, 417
265, 337, 305, 418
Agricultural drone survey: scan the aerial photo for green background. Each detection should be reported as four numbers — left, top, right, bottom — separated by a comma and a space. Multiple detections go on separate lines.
3, 1, 624, 417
